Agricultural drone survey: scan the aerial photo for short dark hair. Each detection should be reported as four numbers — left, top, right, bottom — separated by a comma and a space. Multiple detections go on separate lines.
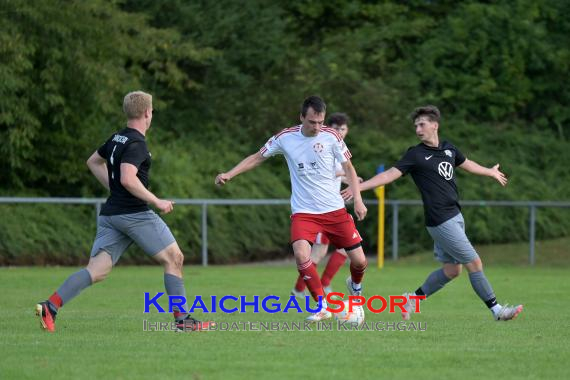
301, 96, 326, 117
410, 105, 441, 123
327, 112, 349, 127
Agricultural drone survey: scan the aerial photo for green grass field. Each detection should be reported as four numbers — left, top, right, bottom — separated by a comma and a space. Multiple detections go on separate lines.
1, 244, 569, 380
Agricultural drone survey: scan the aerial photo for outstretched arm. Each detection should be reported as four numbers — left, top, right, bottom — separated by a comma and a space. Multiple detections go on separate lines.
341, 167, 403, 201
215, 151, 268, 185
360, 167, 403, 191
337, 170, 363, 184
341, 160, 367, 221
459, 159, 507, 186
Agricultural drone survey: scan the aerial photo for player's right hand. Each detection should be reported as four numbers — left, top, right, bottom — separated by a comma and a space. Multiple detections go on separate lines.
341, 188, 354, 201
354, 199, 367, 221
155, 199, 174, 214
215, 173, 231, 186
491, 164, 508, 187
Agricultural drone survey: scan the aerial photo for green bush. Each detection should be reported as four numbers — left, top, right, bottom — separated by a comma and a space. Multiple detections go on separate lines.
1, 0, 568, 264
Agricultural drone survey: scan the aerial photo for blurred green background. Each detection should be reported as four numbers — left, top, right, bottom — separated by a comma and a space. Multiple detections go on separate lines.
1, 0, 568, 264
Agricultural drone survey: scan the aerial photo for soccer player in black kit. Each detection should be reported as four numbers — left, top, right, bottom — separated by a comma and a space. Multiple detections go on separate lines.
342, 105, 523, 321
35, 91, 215, 332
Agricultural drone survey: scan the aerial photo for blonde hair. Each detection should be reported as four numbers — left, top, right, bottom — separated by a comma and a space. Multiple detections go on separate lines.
123, 91, 152, 119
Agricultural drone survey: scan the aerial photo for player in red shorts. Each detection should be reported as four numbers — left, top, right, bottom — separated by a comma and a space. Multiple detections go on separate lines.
290, 113, 362, 299
216, 96, 368, 322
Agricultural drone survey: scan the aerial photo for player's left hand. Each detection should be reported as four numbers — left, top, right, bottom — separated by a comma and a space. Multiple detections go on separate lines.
341, 188, 354, 201
354, 199, 367, 221
155, 199, 174, 214
215, 173, 231, 186
491, 164, 508, 186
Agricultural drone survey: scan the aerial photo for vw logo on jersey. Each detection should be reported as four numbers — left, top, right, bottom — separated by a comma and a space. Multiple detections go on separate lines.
438, 161, 454, 180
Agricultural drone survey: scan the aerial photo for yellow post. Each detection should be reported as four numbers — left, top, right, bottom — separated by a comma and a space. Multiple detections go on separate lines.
374, 165, 385, 268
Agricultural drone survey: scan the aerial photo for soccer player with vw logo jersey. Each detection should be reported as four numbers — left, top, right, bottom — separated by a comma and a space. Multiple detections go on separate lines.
216, 96, 368, 322
343, 105, 523, 321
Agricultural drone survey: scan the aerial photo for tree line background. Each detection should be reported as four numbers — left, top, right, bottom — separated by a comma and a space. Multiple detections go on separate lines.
1, 0, 568, 264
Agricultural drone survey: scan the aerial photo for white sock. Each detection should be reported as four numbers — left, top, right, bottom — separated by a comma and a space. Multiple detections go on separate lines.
491, 304, 503, 315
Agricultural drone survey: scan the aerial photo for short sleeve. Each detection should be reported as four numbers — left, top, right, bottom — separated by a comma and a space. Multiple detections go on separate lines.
97, 140, 109, 159
332, 139, 352, 164
454, 147, 466, 166
259, 134, 284, 157
121, 142, 148, 167
394, 147, 417, 175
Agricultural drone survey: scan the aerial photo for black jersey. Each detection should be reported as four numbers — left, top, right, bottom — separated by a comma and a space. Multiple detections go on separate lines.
395, 141, 466, 227
97, 127, 151, 215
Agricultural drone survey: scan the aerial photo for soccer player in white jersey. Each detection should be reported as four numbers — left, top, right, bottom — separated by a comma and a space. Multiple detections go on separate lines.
216, 96, 368, 322
290, 112, 362, 298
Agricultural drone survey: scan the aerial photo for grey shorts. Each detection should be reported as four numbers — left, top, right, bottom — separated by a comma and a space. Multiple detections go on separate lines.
426, 213, 479, 265
90, 210, 176, 265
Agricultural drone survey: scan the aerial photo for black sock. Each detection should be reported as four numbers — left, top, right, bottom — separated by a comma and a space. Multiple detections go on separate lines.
485, 297, 498, 309
415, 287, 426, 297
47, 301, 58, 316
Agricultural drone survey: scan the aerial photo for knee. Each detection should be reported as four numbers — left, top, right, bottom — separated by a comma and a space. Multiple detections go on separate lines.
175, 251, 184, 268
346, 247, 366, 268
292, 240, 312, 263
86, 262, 112, 284
294, 251, 311, 264
87, 251, 113, 283
447, 270, 461, 279
352, 256, 368, 270
165, 247, 184, 269
465, 257, 483, 273
91, 272, 107, 283
444, 266, 462, 279
88, 268, 109, 283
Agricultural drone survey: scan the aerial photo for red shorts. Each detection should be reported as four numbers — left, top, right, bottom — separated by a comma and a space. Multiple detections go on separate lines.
315, 232, 330, 245
290, 208, 362, 250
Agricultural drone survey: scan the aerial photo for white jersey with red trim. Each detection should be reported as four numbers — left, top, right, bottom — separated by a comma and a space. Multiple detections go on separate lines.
260, 125, 352, 214
334, 160, 344, 190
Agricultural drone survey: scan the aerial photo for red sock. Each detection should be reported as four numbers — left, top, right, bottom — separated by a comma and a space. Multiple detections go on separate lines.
321, 250, 347, 287
48, 292, 63, 309
350, 259, 367, 285
297, 260, 324, 302
295, 263, 316, 291
173, 310, 187, 321
295, 274, 306, 292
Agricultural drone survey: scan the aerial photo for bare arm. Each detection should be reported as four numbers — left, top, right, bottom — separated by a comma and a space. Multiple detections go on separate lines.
360, 167, 403, 191
337, 170, 362, 185
215, 151, 268, 185
87, 151, 109, 190
341, 167, 403, 201
341, 160, 367, 221
459, 159, 507, 186
120, 163, 174, 213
